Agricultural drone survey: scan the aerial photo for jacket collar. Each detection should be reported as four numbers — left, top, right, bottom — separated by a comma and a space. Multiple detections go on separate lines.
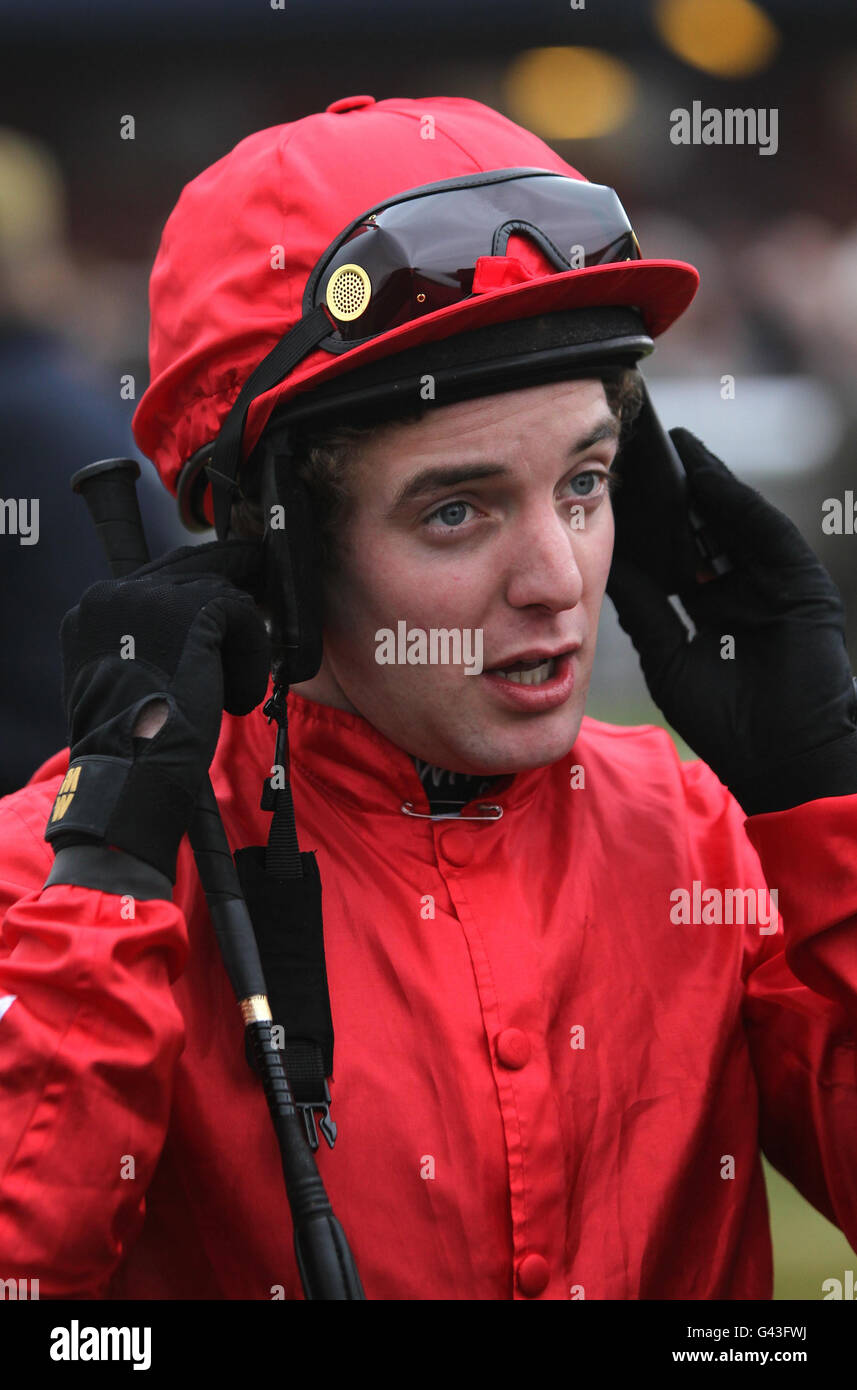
247, 688, 547, 819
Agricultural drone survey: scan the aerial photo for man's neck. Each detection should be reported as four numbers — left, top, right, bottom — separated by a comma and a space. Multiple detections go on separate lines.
290, 669, 359, 715
290, 675, 507, 814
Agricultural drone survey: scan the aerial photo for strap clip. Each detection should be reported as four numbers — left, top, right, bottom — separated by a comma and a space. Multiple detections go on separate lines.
296, 1080, 337, 1152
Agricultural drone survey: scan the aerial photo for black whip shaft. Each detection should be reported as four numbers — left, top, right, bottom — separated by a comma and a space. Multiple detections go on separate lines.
70, 457, 365, 1300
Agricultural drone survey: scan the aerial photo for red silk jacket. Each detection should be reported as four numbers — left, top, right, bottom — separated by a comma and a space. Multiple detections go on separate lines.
1, 690, 856, 1300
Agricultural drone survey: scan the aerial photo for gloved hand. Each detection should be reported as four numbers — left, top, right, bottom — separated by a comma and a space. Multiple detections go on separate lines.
607, 428, 857, 815
45, 540, 271, 880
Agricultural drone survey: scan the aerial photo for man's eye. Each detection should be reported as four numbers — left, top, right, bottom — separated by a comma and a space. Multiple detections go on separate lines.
423, 500, 475, 529
569, 470, 609, 498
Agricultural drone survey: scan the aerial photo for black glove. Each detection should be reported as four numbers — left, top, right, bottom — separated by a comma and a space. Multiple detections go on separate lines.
45, 540, 271, 880
607, 429, 857, 815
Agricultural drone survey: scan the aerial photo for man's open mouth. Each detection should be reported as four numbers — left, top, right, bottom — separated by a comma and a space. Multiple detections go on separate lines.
487, 656, 557, 686
482, 645, 581, 688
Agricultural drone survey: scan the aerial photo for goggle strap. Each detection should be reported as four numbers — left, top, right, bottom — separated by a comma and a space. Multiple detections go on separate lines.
207, 302, 331, 538
491, 219, 570, 268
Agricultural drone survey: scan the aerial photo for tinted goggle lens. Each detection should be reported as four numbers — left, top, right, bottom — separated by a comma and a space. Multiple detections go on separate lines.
308, 170, 641, 346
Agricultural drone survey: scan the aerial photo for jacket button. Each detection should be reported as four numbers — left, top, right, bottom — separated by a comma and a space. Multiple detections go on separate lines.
516, 1253, 550, 1297
325, 95, 376, 113
495, 1028, 531, 1069
439, 827, 473, 866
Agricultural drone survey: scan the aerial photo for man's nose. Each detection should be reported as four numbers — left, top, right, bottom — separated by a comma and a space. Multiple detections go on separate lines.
503, 510, 585, 613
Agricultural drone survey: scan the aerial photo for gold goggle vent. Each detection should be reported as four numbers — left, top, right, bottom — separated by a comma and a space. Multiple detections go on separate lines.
325, 264, 372, 322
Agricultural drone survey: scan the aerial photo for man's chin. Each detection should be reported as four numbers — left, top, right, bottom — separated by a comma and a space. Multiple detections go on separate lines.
429, 703, 587, 777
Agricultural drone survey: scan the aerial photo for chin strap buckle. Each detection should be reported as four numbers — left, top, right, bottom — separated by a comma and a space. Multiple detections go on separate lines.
296, 1081, 338, 1152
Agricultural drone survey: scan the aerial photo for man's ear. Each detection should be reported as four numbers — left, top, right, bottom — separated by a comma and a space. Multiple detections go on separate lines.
261, 442, 324, 686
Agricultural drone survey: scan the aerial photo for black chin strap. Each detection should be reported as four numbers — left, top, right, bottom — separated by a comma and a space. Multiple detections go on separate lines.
206, 303, 331, 539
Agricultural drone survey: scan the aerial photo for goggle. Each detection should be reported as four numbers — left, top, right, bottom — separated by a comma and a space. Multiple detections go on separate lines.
200, 167, 643, 537
306, 167, 641, 347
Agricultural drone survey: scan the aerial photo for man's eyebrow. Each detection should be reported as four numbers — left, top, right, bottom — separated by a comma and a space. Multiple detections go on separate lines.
385, 413, 620, 515
574, 416, 621, 453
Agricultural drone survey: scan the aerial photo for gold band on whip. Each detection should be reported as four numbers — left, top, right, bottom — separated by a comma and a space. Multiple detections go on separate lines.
240, 994, 272, 1025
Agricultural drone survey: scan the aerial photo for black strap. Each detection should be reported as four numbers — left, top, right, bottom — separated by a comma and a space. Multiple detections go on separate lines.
235, 685, 336, 1150
266, 776, 303, 878
234, 842, 336, 1151
207, 304, 331, 539
261, 684, 302, 876
45, 843, 173, 900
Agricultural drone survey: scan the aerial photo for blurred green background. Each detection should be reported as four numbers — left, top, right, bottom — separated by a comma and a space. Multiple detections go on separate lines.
764, 1159, 855, 1300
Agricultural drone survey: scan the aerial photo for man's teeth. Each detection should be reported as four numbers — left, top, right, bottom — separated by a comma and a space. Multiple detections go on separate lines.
492, 657, 555, 685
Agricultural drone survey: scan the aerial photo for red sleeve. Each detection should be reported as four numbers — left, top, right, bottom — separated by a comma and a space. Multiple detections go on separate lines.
682, 758, 857, 1244
742, 791, 857, 1240
0, 787, 189, 1297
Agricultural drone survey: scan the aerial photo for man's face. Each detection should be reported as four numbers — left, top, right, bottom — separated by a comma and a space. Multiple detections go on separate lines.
292, 377, 619, 774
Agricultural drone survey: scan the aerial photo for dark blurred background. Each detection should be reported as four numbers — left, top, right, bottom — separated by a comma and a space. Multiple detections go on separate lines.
1, 0, 855, 1295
